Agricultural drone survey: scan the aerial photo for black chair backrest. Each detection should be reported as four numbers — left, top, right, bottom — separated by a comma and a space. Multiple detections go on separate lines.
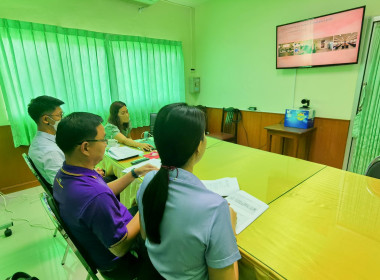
45, 194, 99, 278
366, 156, 380, 179
22, 153, 53, 197
221, 107, 241, 137
150, 113, 157, 135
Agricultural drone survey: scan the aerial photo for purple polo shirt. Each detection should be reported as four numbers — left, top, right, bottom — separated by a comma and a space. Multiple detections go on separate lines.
53, 162, 133, 270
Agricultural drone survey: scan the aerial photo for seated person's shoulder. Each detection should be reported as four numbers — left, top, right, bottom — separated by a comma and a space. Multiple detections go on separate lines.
104, 122, 120, 138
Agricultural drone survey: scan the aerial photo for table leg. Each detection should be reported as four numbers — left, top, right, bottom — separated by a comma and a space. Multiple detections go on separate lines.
266, 133, 272, 152
280, 137, 285, 155
292, 137, 299, 158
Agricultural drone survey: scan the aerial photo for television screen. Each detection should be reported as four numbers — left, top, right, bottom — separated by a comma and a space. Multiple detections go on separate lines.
276, 6, 365, 69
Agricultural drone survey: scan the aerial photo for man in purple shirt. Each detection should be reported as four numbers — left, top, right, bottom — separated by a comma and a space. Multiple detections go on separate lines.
53, 112, 158, 280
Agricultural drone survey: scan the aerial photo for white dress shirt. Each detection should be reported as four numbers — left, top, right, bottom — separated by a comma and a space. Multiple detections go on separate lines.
28, 131, 65, 185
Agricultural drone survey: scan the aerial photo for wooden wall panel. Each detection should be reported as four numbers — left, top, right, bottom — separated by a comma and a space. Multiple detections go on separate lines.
206, 107, 349, 169
0, 125, 150, 194
130, 126, 149, 140
308, 118, 350, 168
237, 111, 262, 148
206, 108, 223, 133
259, 113, 284, 153
0, 126, 39, 194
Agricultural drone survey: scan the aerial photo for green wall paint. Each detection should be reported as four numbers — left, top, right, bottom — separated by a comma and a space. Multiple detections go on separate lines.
190, 0, 380, 119
0, 0, 194, 126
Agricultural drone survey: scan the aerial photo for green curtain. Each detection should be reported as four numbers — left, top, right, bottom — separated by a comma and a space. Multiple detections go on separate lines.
106, 35, 185, 127
0, 19, 185, 147
350, 23, 380, 174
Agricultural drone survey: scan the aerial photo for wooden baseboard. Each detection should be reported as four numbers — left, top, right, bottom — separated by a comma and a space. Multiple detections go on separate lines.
1, 180, 40, 194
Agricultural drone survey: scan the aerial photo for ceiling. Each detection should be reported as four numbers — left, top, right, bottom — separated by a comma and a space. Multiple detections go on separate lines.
163, 0, 210, 7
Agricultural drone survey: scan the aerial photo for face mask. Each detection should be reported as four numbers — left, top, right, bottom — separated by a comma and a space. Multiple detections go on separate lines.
48, 116, 60, 131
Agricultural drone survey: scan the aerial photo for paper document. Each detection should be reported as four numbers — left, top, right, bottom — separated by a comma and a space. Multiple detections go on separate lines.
201, 177, 240, 197
202, 177, 269, 234
122, 158, 162, 174
107, 146, 141, 161
226, 190, 269, 234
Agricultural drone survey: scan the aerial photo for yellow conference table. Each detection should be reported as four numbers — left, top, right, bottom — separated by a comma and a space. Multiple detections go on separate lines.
100, 137, 325, 209
239, 166, 380, 280
194, 137, 325, 204
100, 137, 328, 279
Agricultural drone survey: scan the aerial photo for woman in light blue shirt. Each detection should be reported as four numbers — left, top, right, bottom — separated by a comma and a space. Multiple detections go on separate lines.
104, 101, 153, 151
137, 103, 240, 280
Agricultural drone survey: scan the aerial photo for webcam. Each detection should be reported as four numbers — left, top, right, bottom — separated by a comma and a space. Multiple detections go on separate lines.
301, 99, 310, 109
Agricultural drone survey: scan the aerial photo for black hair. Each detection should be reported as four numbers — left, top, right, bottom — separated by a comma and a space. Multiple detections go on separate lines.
108, 101, 129, 131
27, 95, 64, 124
56, 112, 103, 154
142, 103, 206, 244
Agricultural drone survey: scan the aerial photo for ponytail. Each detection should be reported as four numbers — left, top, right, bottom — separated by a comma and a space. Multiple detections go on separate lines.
142, 168, 169, 244
142, 103, 206, 244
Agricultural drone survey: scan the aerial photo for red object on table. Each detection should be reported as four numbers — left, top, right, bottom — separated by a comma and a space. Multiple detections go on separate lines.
144, 151, 160, 159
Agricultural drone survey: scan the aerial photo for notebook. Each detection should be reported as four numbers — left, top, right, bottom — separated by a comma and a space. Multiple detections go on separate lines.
107, 146, 141, 161
122, 158, 161, 174
202, 177, 269, 234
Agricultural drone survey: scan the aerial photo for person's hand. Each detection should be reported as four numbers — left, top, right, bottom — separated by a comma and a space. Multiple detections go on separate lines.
95, 167, 105, 177
229, 206, 237, 235
137, 142, 154, 151
134, 163, 159, 177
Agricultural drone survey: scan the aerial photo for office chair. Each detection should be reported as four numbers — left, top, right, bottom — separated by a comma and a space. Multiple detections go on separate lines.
150, 113, 157, 135
22, 153, 70, 263
40, 192, 100, 280
208, 107, 241, 143
22, 153, 53, 198
365, 156, 380, 179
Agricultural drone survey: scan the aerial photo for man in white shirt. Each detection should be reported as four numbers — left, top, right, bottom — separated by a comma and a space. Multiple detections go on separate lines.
28, 95, 65, 185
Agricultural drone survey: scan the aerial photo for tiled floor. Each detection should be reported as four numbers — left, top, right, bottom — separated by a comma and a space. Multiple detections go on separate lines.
0, 186, 103, 280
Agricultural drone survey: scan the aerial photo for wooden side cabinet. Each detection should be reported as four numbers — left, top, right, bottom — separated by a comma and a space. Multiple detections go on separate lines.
265, 124, 316, 160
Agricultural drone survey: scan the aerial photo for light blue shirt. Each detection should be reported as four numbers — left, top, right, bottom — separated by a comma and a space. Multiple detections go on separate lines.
137, 169, 241, 280
28, 131, 65, 185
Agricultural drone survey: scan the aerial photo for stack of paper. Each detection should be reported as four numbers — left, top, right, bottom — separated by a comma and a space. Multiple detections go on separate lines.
122, 158, 162, 173
107, 146, 141, 161
202, 177, 269, 234
201, 177, 240, 197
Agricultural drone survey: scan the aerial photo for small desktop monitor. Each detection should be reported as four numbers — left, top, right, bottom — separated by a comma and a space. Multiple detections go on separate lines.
150, 113, 157, 135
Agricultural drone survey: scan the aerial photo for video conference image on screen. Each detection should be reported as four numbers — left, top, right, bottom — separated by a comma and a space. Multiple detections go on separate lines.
278, 32, 358, 57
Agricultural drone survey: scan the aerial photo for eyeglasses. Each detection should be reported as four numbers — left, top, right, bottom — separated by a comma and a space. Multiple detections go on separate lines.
48, 112, 64, 118
77, 139, 108, 145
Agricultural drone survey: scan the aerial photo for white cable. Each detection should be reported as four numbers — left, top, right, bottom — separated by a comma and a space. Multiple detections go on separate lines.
0, 192, 54, 231
0, 192, 13, 213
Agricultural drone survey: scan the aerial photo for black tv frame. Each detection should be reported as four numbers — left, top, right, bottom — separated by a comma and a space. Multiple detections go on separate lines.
149, 113, 157, 135
276, 6, 366, 69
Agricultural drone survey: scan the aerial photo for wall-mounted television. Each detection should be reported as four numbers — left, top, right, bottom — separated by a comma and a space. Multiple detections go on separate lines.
276, 6, 365, 69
